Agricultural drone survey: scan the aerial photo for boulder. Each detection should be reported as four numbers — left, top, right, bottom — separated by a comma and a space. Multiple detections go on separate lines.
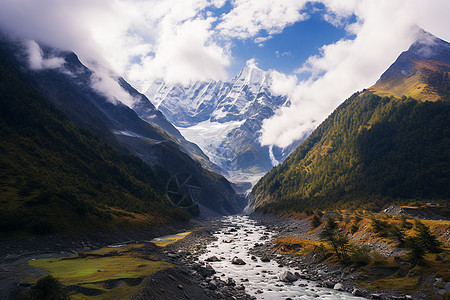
333, 283, 343, 291
231, 257, 246, 265
352, 288, 364, 296
261, 256, 270, 262
197, 264, 216, 277
279, 271, 297, 282
205, 256, 220, 262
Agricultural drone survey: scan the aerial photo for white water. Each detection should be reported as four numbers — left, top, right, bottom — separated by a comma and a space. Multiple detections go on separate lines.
199, 215, 361, 300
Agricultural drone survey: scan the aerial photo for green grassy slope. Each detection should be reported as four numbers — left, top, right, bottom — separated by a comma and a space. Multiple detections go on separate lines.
0, 45, 188, 237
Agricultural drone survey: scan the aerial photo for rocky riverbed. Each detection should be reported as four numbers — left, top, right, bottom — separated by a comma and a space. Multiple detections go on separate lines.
1, 215, 429, 299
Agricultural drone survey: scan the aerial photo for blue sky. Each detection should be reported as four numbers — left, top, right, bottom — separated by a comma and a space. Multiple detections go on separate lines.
225, 5, 353, 75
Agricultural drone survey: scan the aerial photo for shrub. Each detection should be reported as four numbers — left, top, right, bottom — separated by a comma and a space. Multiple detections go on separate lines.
27, 275, 69, 300
413, 220, 441, 253
310, 214, 322, 229
350, 224, 359, 234
370, 218, 389, 237
388, 225, 406, 246
320, 222, 350, 261
371, 251, 387, 265
405, 237, 426, 264
324, 217, 337, 231
399, 215, 413, 229
350, 245, 372, 266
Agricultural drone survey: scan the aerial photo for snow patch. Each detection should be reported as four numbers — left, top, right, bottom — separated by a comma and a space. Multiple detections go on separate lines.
177, 120, 245, 166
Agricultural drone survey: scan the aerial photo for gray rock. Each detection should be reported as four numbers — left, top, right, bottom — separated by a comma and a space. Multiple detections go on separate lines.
18, 282, 31, 287
205, 256, 220, 262
197, 264, 216, 277
279, 271, 297, 282
352, 288, 364, 296
208, 282, 217, 290
333, 283, 343, 291
227, 277, 236, 286
261, 256, 270, 262
323, 281, 335, 288
231, 257, 246, 265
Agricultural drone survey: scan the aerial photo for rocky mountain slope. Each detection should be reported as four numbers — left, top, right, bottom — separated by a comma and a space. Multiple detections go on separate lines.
0, 39, 187, 236
0, 34, 245, 223
250, 31, 450, 213
140, 65, 300, 184
368, 30, 450, 101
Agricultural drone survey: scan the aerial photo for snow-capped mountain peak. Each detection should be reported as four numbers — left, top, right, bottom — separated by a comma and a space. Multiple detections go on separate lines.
137, 66, 300, 183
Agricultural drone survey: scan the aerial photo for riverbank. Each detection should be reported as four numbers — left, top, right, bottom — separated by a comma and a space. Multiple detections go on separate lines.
2, 214, 446, 299
250, 213, 445, 299
134, 220, 255, 299
0, 220, 195, 299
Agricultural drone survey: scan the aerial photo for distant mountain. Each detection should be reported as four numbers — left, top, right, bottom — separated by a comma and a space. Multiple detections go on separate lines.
250, 31, 450, 213
0, 34, 245, 221
140, 66, 301, 184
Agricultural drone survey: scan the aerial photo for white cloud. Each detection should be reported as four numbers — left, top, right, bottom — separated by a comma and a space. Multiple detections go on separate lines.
0, 0, 449, 128
276, 50, 292, 58
25, 40, 65, 70
128, 15, 230, 89
260, 0, 450, 148
0, 0, 231, 96
90, 68, 137, 108
217, 0, 309, 41
246, 58, 259, 68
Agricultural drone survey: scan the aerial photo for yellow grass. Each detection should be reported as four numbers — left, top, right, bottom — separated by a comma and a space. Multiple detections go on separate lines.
149, 231, 192, 247
274, 237, 322, 255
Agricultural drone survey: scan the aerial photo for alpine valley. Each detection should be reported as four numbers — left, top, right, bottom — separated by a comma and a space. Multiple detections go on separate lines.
1, 19, 450, 300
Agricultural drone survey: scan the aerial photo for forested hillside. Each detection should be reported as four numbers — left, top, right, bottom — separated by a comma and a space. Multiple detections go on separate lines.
252, 92, 450, 213
0, 44, 188, 237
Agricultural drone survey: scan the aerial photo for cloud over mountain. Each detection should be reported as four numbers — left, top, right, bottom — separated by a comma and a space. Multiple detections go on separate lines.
0, 0, 448, 141
261, 0, 450, 147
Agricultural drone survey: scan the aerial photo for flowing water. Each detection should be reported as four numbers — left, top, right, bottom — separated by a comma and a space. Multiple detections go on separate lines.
199, 215, 362, 299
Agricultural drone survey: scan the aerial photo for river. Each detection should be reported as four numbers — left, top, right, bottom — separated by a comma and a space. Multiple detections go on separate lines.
199, 215, 362, 299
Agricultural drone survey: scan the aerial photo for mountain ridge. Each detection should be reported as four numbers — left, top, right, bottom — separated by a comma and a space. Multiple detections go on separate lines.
250, 31, 450, 213
0, 40, 189, 236
0, 34, 245, 220
368, 30, 450, 102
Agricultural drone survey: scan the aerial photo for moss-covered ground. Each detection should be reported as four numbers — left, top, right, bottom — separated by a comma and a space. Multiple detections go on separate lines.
28, 243, 173, 299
